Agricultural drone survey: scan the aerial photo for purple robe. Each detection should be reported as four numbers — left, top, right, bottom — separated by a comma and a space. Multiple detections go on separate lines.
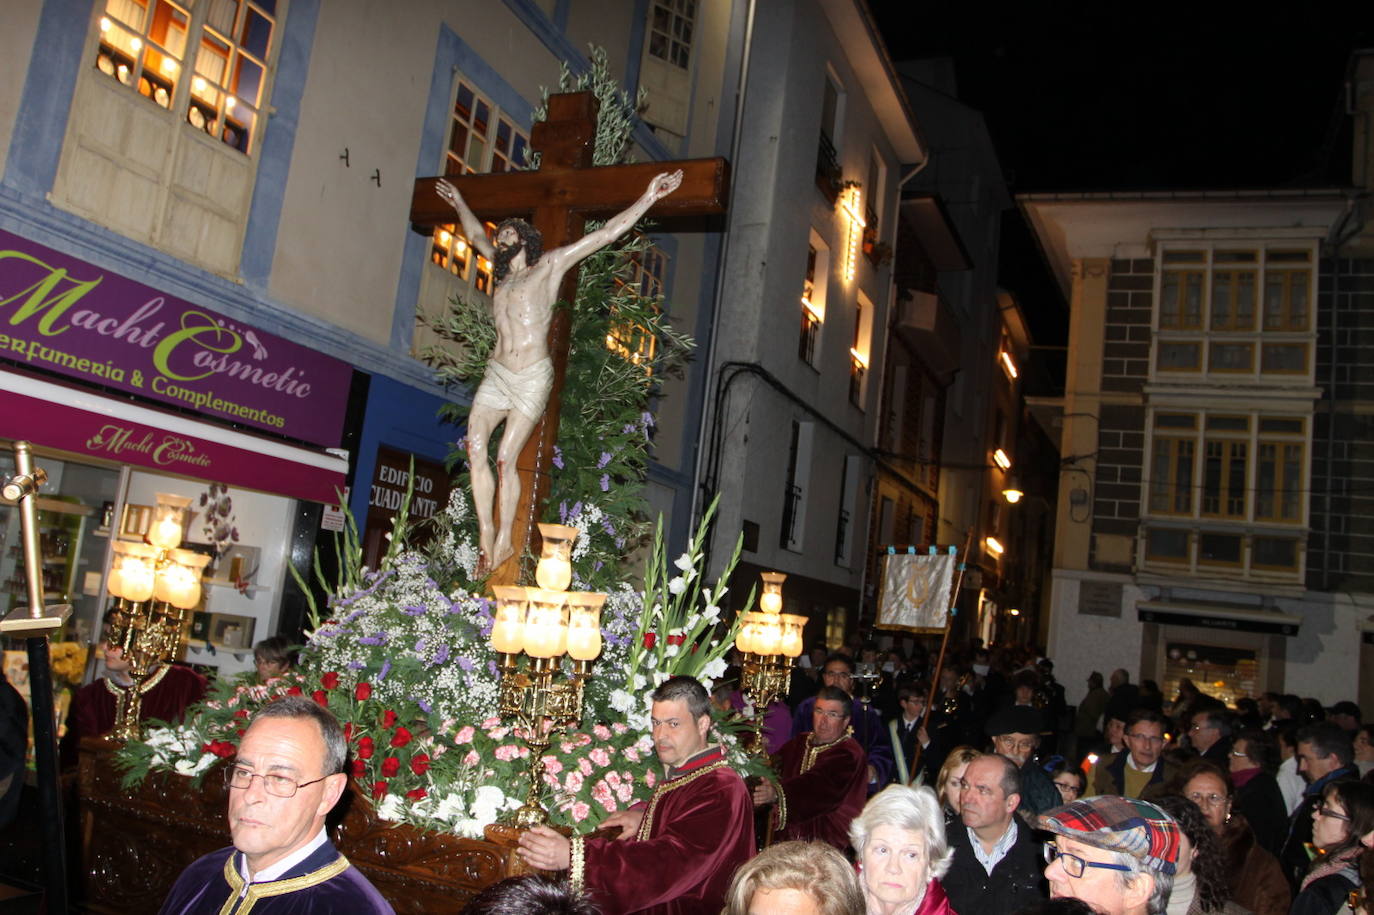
158, 841, 394, 914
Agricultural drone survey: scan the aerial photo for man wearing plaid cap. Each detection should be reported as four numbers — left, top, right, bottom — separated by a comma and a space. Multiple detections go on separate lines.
1038, 796, 1180, 915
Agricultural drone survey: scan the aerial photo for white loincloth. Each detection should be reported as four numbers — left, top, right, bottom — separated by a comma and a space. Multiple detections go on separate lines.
472, 357, 554, 422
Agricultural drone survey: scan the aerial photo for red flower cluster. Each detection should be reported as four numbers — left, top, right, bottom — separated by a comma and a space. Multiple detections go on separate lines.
410, 754, 431, 776
380, 757, 400, 778
357, 736, 375, 759
390, 727, 412, 748
666, 634, 685, 647
312, 690, 328, 706
381, 710, 398, 729
320, 672, 340, 690
643, 632, 657, 649
201, 740, 236, 759
355, 682, 372, 701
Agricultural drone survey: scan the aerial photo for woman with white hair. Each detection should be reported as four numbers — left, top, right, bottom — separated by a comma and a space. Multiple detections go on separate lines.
848, 784, 957, 915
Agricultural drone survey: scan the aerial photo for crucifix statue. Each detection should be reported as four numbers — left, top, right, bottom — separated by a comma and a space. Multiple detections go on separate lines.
409, 91, 729, 584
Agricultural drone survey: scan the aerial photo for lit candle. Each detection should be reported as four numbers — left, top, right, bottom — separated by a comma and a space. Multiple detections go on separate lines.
754, 617, 782, 656
121, 557, 155, 603
780, 614, 806, 658
149, 493, 192, 550
524, 590, 568, 658
535, 523, 578, 592
566, 593, 606, 661
490, 586, 528, 654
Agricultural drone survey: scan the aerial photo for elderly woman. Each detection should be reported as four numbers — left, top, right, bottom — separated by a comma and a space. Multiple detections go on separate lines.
848, 784, 955, 915
1152, 795, 1247, 914
1292, 780, 1374, 915
722, 840, 864, 915
1227, 728, 1287, 856
935, 746, 981, 824
1176, 760, 1289, 915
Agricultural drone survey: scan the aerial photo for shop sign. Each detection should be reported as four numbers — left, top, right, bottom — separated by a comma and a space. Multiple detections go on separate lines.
1137, 606, 1299, 636
0, 229, 350, 446
0, 385, 344, 504
362, 447, 451, 569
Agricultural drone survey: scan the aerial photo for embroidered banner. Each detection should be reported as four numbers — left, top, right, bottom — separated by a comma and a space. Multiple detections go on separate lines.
876, 552, 957, 632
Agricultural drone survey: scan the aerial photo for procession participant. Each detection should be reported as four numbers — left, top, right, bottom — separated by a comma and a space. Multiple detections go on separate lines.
1092, 710, 1175, 800
757, 685, 869, 850
159, 697, 393, 914
516, 676, 754, 915
986, 704, 1060, 816
61, 612, 207, 768
941, 754, 1047, 915
792, 653, 894, 792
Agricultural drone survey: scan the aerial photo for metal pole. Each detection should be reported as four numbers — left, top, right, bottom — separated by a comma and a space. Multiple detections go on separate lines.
2, 442, 72, 912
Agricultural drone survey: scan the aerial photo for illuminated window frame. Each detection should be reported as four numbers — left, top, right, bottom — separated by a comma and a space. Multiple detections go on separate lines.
93, 0, 280, 157
647, 0, 696, 70
606, 240, 668, 376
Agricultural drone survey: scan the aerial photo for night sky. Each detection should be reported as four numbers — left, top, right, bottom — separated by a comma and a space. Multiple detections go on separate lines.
868, 3, 1372, 349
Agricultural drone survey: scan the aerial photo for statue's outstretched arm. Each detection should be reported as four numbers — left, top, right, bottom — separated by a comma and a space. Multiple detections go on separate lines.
435, 178, 496, 261
547, 170, 684, 270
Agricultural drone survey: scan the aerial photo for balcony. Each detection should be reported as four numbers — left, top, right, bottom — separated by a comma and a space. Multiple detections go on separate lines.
894, 289, 963, 377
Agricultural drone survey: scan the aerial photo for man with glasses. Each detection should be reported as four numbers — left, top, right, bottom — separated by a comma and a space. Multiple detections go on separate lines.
758, 686, 868, 850
790, 653, 893, 792
941, 754, 1047, 915
1279, 721, 1358, 891
160, 696, 393, 913
1091, 710, 1175, 800
985, 705, 1059, 815
1038, 795, 1180, 915
1188, 708, 1232, 764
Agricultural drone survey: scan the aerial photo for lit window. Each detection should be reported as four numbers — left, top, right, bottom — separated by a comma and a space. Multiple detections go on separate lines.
606, 242, 667, 375
647, 0, 695, 69
95, 0, 276, 156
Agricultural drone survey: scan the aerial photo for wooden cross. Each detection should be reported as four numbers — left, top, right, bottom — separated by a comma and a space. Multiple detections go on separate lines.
409, 91, 730, 585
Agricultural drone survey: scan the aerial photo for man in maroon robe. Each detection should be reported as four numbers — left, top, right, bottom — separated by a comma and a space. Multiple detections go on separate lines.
754, 685, 868, 851
60, 622, 207, 768
517, 676, 755, 915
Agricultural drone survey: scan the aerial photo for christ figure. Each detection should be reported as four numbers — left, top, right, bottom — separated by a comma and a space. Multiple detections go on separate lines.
435, 169, 684, 573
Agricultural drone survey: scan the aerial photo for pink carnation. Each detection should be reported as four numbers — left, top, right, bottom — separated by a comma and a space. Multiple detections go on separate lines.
645, 771, 657, 788
544, 771, 561, 789
591, 780, 617, 813
481, 716, 501, 728
615, 781, 634, 803
592, 724, 612, 740
564, 770, 584, 793
578, 757, 593, 777
589, 747, 611, 767
571, 801, 591, 822
463, 750, 480, 766
454, 725, 475, 745
612, 722, 628, 734
606, 771, 622, 788
624, 747, 640, 763
542, 757, 563, 775
495, 745, 520, 762
488, 727, 510, 741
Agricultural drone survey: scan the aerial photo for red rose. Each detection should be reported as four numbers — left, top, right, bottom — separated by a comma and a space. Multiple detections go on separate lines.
357, 737, 375, 760
643, 632, 657, 649
372, 780, 388, 800
233, 709, 249, 719
355, 682, 372, 701
381, 710, 397, 729
201, 743, 213, 754
343, 723, 354, 741
666, 634, 685, 646
209, 741, 236, 758
321, 672, 340, 690
235, 729, 245, 737
286, 686, 302, 696
312, 690, 328, 707
405, 788, 427, 800
380, 757, 400, 778
351, 759, 366, 778
390, 727, 413, 748
410, 753, 431, 776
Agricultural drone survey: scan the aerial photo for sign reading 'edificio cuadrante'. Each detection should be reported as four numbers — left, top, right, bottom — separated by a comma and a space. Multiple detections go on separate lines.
0, 228, 352, 447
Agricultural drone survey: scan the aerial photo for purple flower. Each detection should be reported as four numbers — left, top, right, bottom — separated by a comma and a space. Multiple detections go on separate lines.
433, 644, 451, 666
570, 501, 582, 518
601, 517, 616, 537
402, 604, 427, 616
641, 411, 656, 428
347, 660, 365, 670
488, 661, 499, 678
379, 660, 392, 681
559, 501, 568, 524
457, 656, 474, 672
599, 474, 610, 492
552, 446, 564, 469
597, 451, 612, 469
594, 561, 604, 571
358, 632, 389, 646
416, 697, 432, 714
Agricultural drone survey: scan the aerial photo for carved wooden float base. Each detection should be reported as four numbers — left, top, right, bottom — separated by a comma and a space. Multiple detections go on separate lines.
76, 738, 529, 913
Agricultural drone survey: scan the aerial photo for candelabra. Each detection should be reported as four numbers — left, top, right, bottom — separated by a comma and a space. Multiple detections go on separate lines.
489, 523, 605, 827
103, 493, 209, 739
734, 572, 804, 754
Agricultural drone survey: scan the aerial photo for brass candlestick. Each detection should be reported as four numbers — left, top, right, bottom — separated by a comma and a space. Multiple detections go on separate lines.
735, 572, 804, 755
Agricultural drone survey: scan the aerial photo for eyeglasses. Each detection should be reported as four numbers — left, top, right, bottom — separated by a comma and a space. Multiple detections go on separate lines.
1315, 802, 1351, 822
1043, 842, 1135, 878
815, 708, 849, 720
224, 764, 331, 798
1125, 732, 1164, 744
1053, 781, 1082, 797
1229, 749, 1248, 757
1186, 791, 1228, 808
995, 736, 1037, 752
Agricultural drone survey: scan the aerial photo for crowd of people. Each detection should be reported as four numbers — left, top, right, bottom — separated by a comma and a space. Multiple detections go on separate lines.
115, 630, 1374, 915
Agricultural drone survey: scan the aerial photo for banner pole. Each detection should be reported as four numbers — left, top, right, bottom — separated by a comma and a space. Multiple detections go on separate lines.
908, 530, 974, 784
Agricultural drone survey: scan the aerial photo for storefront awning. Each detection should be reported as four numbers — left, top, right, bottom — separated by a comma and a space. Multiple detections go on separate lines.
0, 368, 347, 504
1138, 599, 1301, 636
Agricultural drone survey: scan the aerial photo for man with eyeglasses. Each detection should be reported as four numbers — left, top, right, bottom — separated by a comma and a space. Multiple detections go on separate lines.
790, 653, 894, 793
1187, 708, 1232, 765
941, 753, 1047, 915
758, 686, 868, 850
160, 696, 393, 913
1038, 795, 1180, 915
1091, 710, 1175, 800
1279, 721, 1358, 892
985, 705, 1060, 816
